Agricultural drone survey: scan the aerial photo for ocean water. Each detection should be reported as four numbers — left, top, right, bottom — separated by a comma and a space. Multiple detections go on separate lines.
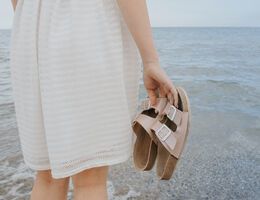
153, 27, 260, 116
0, 28, 259, 200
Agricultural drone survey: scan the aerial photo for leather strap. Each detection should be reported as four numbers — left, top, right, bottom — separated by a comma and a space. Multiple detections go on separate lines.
132, 113, 158, 142
150, 110, 189, 159
140, 97, 168, 115
161, 101, 182, 126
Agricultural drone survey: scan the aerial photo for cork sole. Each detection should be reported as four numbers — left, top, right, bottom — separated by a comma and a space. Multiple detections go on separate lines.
132, 108, 159, 171
156, 86, 191, 180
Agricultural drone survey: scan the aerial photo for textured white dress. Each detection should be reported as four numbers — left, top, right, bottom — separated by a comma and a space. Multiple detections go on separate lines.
9, 0, 142, 178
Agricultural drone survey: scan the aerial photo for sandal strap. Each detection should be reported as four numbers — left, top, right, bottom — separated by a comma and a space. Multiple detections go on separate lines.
151, 120, 177, 155
151, 112, 189, 158
161, 101, 182, 126
132, 113, 158, 142
140, 97, 168, 115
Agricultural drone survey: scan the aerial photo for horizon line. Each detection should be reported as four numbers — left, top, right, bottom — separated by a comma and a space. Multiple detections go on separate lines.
1, 25, 260, 30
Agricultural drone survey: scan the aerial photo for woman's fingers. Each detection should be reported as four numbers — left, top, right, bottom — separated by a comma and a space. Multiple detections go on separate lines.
146, 88, 158, 106
144, 66, 178, 108
159, 85, 167, 98
161, 79, 178, 107
170, 85, 179, 107
167, 92, 174, 105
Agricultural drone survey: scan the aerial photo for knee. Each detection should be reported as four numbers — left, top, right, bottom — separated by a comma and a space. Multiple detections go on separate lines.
36, 170, 70, 187
72, 166, 109, 188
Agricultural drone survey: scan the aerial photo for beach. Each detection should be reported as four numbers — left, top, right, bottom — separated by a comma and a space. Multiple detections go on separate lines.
0, 27, 259, 200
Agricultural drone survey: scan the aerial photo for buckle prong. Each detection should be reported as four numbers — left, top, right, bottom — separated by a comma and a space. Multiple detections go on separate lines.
147, 100, 151, 109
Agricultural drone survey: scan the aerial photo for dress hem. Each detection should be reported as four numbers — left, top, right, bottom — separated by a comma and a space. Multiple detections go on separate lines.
24, 151, 132, 179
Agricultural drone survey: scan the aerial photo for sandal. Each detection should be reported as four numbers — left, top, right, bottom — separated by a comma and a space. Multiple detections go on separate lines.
150, 86, 191, 180
132, 97, 168, 171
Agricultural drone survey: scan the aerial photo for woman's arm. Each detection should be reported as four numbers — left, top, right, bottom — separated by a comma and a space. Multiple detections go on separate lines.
11, 0, 17, 11
116, 0, 178, 107
116, 0, 159, 65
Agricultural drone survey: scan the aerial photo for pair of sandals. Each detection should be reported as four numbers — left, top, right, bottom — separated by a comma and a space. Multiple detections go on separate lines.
132, 86, 191, 180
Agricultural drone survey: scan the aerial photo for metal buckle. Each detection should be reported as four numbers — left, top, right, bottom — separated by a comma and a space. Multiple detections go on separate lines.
166, 105, 176, 121
141, 99, 151, 110
156, 124, 172, 141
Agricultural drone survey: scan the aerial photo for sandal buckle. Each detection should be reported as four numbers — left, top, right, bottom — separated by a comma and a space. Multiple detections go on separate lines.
166, 105, 176, 121
140, 99, 151, 110
156, 124, 172, 141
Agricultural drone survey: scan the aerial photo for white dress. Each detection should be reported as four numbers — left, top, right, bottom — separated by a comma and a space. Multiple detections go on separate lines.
9, 0, 142, 179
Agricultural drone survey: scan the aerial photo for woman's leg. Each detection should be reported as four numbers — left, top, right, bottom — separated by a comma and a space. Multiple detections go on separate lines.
71, 166, 109, 200
30, 170, 70, 200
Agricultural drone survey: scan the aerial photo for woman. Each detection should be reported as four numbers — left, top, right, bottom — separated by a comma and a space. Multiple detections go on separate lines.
10, 0, 178, 199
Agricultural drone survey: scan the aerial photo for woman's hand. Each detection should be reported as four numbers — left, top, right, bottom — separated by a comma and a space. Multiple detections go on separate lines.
116, 0, 178, 107
143, 61, 178, 107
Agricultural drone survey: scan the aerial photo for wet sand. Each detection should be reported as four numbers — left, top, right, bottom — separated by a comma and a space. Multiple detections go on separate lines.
1, 95, 259, 200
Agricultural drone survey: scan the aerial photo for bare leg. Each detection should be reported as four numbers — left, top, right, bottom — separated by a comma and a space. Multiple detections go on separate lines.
72, 166, 109, 200
30, 170, 70, 200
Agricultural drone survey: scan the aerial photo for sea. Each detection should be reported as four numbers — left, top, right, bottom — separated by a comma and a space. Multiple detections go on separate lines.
0, 27, 259, 200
